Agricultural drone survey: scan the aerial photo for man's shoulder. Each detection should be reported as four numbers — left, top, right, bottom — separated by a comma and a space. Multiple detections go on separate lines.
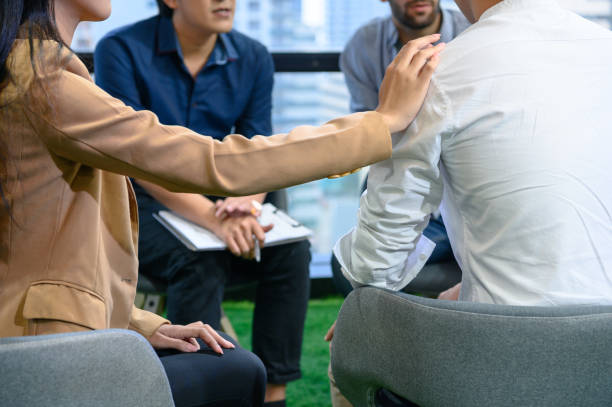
441, 6, 471, 33
343, 15, 391, 61
350, 16, 392, 43
225, 30, 270, 58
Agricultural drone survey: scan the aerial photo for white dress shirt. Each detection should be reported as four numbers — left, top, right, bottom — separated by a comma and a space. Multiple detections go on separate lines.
334, 0, 612, 305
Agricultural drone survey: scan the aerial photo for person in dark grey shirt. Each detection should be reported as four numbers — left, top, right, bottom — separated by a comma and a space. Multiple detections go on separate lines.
341, 0, 469, 112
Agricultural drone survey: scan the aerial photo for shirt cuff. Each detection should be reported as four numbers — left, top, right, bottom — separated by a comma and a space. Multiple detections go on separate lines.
389, 234, 436, 291
333, 229, 436, 291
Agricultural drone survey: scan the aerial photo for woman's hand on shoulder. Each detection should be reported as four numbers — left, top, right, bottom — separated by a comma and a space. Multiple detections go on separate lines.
150, 321, 235, 354
376, 34, 446, 133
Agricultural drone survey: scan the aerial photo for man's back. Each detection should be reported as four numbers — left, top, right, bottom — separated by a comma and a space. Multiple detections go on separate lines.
337, 0, 612, 305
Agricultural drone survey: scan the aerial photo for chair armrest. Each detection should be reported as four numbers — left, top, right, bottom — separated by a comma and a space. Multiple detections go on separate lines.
0, 329, 174, 407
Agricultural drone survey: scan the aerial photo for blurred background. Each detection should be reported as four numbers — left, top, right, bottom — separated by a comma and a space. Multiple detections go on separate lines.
74, 0, 612, 278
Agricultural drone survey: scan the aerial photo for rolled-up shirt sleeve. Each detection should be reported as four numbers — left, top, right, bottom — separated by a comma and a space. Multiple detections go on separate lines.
334, 80, 452, 290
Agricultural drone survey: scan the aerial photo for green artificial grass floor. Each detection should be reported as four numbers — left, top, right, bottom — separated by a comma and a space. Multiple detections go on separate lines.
223, 297, 344, 407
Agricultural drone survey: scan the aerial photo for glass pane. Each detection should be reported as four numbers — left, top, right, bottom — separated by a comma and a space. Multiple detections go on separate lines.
70, 0, 612, 276
271, 71, 356, 256
559, 0, 612, 28
73, 0, 612, 52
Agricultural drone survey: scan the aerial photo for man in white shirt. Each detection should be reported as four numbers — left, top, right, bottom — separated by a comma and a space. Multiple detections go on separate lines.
330, 1, 470, 299
334, 0, 612, 306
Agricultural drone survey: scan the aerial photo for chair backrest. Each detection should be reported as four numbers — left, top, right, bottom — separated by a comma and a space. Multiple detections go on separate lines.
332, 287, 612, 407
0, 329, 174, 407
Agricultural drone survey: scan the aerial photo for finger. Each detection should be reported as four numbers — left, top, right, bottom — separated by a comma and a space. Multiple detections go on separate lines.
395, 33, 441, 70
225, 204, 235, 214
257, 223, 273, 247
419, 52, 441, 79
161, 335, 200, 353
184, 321, 232, 349
166, 325, 223, 354
409, 43, 445, 76
324, 321, 336, 342
188, 337, 201, 350
215, 201, 229, 217
198, 328, 224, 355
206, 326, 236, 349
234, 231, 251, 255
407, 33, 441, 51
228, 206, 254, 218
237, 203, 254, 215
226, 236, 241, 257
252, 222, 267, 243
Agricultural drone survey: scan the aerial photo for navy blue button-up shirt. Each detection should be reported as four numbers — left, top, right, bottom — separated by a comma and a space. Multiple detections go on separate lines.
94, 15, 274, 206
94, 15, 274, 141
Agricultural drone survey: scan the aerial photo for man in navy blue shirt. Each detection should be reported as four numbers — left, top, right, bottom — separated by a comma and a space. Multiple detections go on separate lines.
95, 1, 309, 405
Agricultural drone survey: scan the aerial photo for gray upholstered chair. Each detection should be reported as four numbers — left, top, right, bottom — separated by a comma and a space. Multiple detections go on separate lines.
0, 329, 174, 407
331, 286, 612, 407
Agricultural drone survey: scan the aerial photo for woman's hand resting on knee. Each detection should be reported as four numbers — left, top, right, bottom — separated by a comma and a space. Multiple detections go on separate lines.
150, 321, 235, 354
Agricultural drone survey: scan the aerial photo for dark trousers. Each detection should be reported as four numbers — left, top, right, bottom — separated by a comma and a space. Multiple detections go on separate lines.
157, 333, 267, 407
139, 202, 311, 384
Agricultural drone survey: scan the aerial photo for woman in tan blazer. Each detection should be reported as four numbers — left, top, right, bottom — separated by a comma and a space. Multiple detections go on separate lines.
0, 0, 444, 405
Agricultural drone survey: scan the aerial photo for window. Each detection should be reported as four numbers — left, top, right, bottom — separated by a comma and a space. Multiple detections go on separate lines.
248, 20, 260, 31
73, 0, 612, 276
248, 1, 260, 12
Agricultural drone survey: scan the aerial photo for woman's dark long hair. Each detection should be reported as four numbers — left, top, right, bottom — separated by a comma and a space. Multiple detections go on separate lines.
0, 0, 63, 90
0, 0, 64, 215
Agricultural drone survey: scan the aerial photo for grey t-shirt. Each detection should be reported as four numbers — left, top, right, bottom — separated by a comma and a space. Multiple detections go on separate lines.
340, 7, 470, 112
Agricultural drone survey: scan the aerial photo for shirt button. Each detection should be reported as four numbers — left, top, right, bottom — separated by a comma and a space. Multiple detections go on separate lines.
419, 254, 427, 261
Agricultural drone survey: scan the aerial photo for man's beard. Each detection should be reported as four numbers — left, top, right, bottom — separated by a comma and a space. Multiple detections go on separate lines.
391, 0, 440, 30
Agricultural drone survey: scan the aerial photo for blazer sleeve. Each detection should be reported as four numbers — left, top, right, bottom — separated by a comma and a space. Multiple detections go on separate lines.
29, 55, 392, 197
128, 306, 170, 339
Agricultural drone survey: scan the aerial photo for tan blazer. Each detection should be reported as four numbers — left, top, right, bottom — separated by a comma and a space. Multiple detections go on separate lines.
0, 41, 391, 339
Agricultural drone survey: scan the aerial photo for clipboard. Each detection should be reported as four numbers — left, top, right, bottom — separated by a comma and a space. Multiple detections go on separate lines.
154, 203, 312, 252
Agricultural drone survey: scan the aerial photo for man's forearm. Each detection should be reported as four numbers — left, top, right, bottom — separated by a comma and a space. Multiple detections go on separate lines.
136, 179, 222, 235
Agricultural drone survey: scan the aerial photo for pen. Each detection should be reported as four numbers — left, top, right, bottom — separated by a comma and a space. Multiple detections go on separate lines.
251, 200, 263, 263
253, 235, 261, 263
